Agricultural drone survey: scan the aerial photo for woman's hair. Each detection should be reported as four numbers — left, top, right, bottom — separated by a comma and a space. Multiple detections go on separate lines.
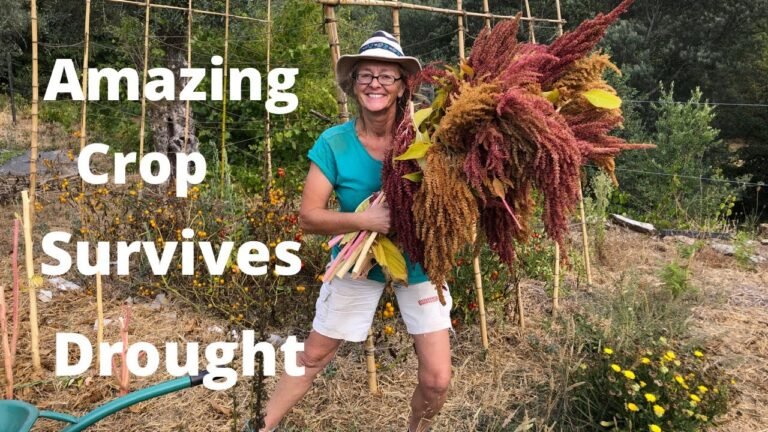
338, 63, 414, 130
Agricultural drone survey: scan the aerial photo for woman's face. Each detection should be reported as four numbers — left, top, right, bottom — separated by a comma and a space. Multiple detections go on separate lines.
352, 61, 405, 115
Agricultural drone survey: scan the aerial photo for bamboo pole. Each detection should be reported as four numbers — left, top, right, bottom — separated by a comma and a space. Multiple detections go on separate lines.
29, 0, 39, 221
323, 6, 349, 121
523, 0, 536, 43
22, 191, 41, 371
79, 0, 92, 152
138, 0, 151, 193
1, 283, 13, 398
365, 328, 378, 394
578, 177, 593, 288
11, 219, 20, 361
183, 0, 192, 152
555, 0, 564, 36
456, 0, 465, 61
552, 242, 560, 317
391, 3, 400, 41
79, 0, 93, 231
220, 0, 231, 188
516, 278, 525, 330
472, 239, 489, 349
314, 0, 564, 23
105, 0, 267, 22
96, 272, 104, 361
264, 0, 273, 189
481, 0, 490, 29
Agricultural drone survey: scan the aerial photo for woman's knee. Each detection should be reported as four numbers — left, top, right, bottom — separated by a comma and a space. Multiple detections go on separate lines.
419, 367, 452, 395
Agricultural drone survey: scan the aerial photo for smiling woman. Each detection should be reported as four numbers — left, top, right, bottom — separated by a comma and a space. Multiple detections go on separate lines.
258, 31, 454, 432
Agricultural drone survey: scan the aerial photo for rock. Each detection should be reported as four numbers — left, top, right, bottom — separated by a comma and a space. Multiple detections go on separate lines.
759, 223, 768, 236
150, 293, 169, 309
207, 325, 224, 334
0, 150, 78, 177
48, 277, 81, 291
711, 243, 735, 256
38, 290, 53, 302
751, 255, 767, 264
611, 214, 656, 234
761, 238, 768, 246
266, 334, 285, 346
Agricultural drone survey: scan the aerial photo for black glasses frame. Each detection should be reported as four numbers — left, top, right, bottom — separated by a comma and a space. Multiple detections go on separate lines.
353, 72, 403, 86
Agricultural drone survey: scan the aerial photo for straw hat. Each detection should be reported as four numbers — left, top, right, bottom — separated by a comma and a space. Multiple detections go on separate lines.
336, 31, 422, 82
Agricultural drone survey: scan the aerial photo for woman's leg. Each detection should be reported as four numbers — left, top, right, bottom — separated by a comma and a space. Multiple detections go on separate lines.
408, 329, 452, 432
260, 331, 342, 431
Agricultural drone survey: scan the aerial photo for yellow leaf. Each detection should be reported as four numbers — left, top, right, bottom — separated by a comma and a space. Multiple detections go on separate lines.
582, 89, 622, 109
394, 135, 431, 161
431, 89, 448, 111
413, 107, 433, 130
460, 61, 474, 79
542, 88, 560, 104
402, 172, 423, 182
491, 178, 506, 199
372, 237, 408, 284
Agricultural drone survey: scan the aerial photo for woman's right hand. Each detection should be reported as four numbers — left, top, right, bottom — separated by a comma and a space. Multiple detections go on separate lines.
361, 202, 391, 234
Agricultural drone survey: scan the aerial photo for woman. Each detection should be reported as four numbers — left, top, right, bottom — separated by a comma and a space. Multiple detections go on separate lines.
260, 31, 452, 432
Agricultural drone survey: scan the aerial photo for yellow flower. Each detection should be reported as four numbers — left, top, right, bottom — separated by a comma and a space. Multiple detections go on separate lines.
599, 420, 614, 427
664, 350, 676, 361
690, 394, 701, 402
694, 414, 709, 422
694, 350, 704, 358
683, 409, 695, 417
603, 347, 614, 355
675, 375, 689, 389
640, 381, 647, 388
697, 385, 708, 394
644, 393, 657, 403
610, 364, 622, 372
653, 405, 665, 417
625, 402, 639, 412
641, 357, 652, 364
649, 424, 662, 432
623, 370, 637, 380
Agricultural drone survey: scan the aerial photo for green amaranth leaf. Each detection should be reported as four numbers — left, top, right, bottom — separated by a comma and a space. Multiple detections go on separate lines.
402, 172, 423, 182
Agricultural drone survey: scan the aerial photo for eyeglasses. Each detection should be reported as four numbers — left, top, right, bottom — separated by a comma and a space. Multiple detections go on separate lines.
354, 72, 402, 86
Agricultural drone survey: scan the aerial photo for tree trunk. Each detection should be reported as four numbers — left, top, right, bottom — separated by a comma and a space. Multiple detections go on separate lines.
147, 41, 199, 168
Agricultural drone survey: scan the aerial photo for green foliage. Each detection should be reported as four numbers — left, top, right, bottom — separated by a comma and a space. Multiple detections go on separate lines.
732, 232, 756, 270
612, 85, 745, 230
574, 340, 731, 432
584, 171, 615, 259
659, 262, 691, 300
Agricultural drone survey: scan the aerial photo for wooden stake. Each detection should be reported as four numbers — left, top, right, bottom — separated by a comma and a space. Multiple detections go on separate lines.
183, 0, 192, 152
523, 0, 536, 43
391, 4, 400, 41
555, 0, 564, 36
29, 0, 39, 221
79, 0, 93, 229
552, 242, 560, 317
22, 191, 41, 371
96, 272, 104, 361
220, 0, 230, 187
11, 218, 20, 361
352, 232, 378, 275
314, 0, 564, 24
79, 0, 92, 153
264, 0, 273, 189
515, 278, 525, 330
456, 0, 465, 61
138, 0, 151, 194
105, 0, 267, 22
323, 5, 348, 121
1, 283, 13, 399
365, 328, 378, 394
577, 177, 593, 288
482, 0, 490, 29
472, 234, 489, 349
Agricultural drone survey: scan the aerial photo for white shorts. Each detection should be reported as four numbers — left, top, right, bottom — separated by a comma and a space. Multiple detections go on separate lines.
312, 274, 453, 342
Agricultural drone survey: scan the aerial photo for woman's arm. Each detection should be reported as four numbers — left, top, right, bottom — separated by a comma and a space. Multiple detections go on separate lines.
299, 163, 390, 236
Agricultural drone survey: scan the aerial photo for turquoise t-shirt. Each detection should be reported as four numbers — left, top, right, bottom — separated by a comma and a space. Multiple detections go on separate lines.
307, 120, 429, 285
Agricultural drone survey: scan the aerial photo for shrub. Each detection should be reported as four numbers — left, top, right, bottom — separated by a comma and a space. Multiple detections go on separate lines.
575, 339, 731, 432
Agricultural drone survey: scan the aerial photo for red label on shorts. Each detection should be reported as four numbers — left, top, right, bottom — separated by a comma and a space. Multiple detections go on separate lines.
418, 296, 439, 306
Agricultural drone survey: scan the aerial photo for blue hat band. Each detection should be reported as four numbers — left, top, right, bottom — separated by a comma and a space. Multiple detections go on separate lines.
359, 42, 404, 57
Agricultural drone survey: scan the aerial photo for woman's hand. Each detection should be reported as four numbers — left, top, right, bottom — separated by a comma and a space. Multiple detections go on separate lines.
360, 201, 390, 234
